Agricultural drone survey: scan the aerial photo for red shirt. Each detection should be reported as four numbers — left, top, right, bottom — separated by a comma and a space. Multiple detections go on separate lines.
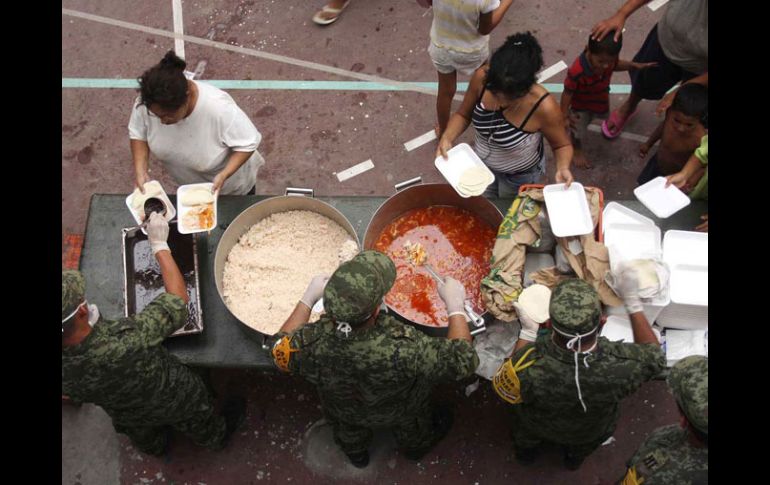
564, 52, 616, 114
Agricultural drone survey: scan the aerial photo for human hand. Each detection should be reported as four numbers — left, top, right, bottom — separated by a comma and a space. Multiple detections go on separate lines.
631, 61, 658, 71
135, 171, 151, 194
147, 211, 171, 255
555, 168, 574, 188
695, 214, 708, 232
513, 302, 540, 342
300, 275, 330, 309
212, 172, 228, 194
437, 277, 466, 315
591, 13, 625, 42
436, 137, 453, 160
665, 171, 688, 189
639, 142, 651, 159
615, 262, 643, 314
656, 89, 677, 116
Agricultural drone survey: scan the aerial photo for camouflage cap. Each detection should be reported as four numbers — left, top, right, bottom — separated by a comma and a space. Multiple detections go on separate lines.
324, 250, 396, 324
62, 270, 86, 321
549, 279, 601, 335
668, 355, 708, 435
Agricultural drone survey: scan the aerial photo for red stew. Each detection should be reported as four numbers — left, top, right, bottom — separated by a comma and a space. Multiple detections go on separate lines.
374, 206, 496, 326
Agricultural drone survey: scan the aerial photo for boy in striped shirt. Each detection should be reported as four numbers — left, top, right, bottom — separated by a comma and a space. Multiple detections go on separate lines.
560, 31, 656, 168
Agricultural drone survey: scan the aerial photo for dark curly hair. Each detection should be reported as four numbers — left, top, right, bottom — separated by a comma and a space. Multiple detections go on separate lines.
137, 50, 188, 111
588, 30, 623, 56
485, 32, 544, 99
671, 83, 708, 129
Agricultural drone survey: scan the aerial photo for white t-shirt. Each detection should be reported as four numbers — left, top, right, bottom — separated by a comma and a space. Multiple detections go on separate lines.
430, 0, 501, 54
658, 0, 708, 74
128, 81, 264, 195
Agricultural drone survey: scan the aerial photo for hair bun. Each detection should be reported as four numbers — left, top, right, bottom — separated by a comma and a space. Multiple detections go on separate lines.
160, 50, 186, 70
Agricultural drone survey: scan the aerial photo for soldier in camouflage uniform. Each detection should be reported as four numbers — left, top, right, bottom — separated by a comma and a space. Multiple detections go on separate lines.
619, 355, 708, 484
61, 213, 244, 456
269, 250, 479, 468
492, 274, 666, 470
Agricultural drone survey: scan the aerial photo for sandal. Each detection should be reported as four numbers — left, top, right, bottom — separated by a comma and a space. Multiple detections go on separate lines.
601, 108, 637, 139
312, 0, 351, 25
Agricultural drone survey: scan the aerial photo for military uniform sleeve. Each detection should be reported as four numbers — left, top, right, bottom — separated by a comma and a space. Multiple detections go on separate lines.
269, 324, 323, 375
411, 336, 479, 382
130, 293, 188, 346
606, 341, 666, 398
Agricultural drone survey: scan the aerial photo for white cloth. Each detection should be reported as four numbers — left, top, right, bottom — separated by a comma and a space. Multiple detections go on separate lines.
429, 0, 500, 54
128, 81, 264, 195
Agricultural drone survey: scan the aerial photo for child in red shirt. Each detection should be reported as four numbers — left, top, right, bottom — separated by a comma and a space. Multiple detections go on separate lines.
560, 31, 656, 168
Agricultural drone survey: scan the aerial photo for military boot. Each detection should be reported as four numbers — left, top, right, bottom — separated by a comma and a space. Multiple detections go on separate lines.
220, 396, 247, 447
403, 404, 454, 461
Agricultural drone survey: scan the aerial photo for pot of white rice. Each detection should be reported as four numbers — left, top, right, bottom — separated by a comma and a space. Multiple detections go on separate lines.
214, 188, 360, 340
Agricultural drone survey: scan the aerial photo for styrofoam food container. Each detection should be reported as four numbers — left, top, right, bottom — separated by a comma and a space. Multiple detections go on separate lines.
601, 315, 661, 343
542, 182, 593, 237
602, 202, 654, 235
657, 302, 708, 330
633, 176, 691, 219
663, 231, 707, 306
434, 143, 494, 198
605, 223, 662, 267
177, 182, 218, 234
125, 180, 176, 234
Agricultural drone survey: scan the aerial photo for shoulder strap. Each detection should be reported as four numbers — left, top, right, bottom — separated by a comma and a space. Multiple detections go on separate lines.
520, 93, 550, 130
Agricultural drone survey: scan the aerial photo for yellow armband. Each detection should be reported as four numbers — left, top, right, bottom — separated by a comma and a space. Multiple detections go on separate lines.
272, 336, 299, 372
621, 466, 645, 485
492, 347, 536, 404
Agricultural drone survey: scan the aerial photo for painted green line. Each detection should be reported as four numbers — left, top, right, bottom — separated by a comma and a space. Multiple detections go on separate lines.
61, 78, 633, 94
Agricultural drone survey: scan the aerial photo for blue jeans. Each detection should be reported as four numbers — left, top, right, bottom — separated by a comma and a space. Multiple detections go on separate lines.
483, 158, 545, 198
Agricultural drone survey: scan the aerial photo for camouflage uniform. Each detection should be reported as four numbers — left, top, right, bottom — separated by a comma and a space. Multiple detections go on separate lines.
270, 251, 479, 455
493, 279, 666, 462
620, 356, 708, 484
61, 271, 226, 455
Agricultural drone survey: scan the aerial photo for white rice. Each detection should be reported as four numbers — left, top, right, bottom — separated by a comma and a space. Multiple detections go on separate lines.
222, 210, 358, 335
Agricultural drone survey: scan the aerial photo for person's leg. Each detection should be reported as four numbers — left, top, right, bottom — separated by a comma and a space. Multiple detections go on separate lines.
571, 110, 594, 169
172, 403, 228, 450
562, 438, 605, 471
636, 152, 662, 186
436, 71, 458, 138
497, 165, 544, 198
326, 415, 373, 466
482, 170, 502, 198
608, 24, 683, 134
394, 403, 453, 460
508, 410, 544, 465
113, 422, 169, 456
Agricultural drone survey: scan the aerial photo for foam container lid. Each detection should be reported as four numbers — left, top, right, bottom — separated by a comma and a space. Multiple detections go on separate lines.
663, 230, 708, 306
602, 202, 655, 234
633, 176, 691, 219
125, 180, 176, 234
542, 182, 593, 237
434, 143, 494, 198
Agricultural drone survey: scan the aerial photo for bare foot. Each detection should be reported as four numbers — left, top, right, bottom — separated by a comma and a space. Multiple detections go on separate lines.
573, 151, 593, 169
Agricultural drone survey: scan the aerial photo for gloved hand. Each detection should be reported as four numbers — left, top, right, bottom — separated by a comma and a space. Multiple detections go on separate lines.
513, 302, 540, 342
437, 277, 466, 316
615, 262, 643, 314
300, 275, 329, 309
147, 211, 170, 255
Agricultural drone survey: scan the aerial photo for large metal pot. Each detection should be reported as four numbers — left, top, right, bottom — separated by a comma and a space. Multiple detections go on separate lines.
363, 178, 503, 336
214, 188, 360, 341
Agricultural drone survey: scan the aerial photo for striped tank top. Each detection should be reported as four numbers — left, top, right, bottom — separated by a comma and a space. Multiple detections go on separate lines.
472, 88, 549, 174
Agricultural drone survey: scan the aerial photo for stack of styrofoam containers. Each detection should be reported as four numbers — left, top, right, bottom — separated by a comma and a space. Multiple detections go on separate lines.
656, 230, 708, 330
601, 202, 670, 323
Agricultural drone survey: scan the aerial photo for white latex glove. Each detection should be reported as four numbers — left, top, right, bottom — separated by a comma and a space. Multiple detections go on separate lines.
300, 275, 330, 309
147, 212, 170, 255
615, 262, 643, 314
438, 277, 466, 316
513, 302, 540, 342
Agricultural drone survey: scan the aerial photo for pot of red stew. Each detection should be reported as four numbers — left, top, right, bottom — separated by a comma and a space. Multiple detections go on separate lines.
363, 179, 503, 336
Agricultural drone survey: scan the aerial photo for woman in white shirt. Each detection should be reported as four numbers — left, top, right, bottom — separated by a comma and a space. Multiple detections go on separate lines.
129, 51, 265, 195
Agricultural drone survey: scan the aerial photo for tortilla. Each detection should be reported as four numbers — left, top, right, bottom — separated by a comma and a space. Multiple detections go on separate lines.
518, 284, 552, 323
458, 166, 493, 196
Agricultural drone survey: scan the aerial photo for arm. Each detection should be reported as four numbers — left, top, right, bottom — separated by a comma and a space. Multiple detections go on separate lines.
278, 275, 329, 334
591, 0, 652, 42
615, 59, 658, 72
614, 261, 659, 345
155, 250, 189, 303
477, 0, 514, 36
665, 153, 705, 188
278, 301, 312, 335
639, 120, 664, 158
537, 96, 574, 186
656, 72, 708, 115
130, 139, 151, 192
512, 302, 540, 352
629, 311, 658, 344
437, 68, 486, 158
212, 150, 254, 193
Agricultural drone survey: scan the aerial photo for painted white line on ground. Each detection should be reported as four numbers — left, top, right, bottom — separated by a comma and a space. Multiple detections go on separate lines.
404, 130, 437, 152
172, 0, 185, 59
336, 159, 374, 182
62, 8, 450, 100
587, 124, 648, 143
537, 61, 568, 83
647, 0, 669, 12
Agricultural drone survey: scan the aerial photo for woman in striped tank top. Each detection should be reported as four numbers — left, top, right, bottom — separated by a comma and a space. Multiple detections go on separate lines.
437, 32, 574, 197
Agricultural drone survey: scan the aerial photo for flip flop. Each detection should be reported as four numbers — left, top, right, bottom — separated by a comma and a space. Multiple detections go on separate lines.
312, 0, 351, 25
601, 109, 637, 139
